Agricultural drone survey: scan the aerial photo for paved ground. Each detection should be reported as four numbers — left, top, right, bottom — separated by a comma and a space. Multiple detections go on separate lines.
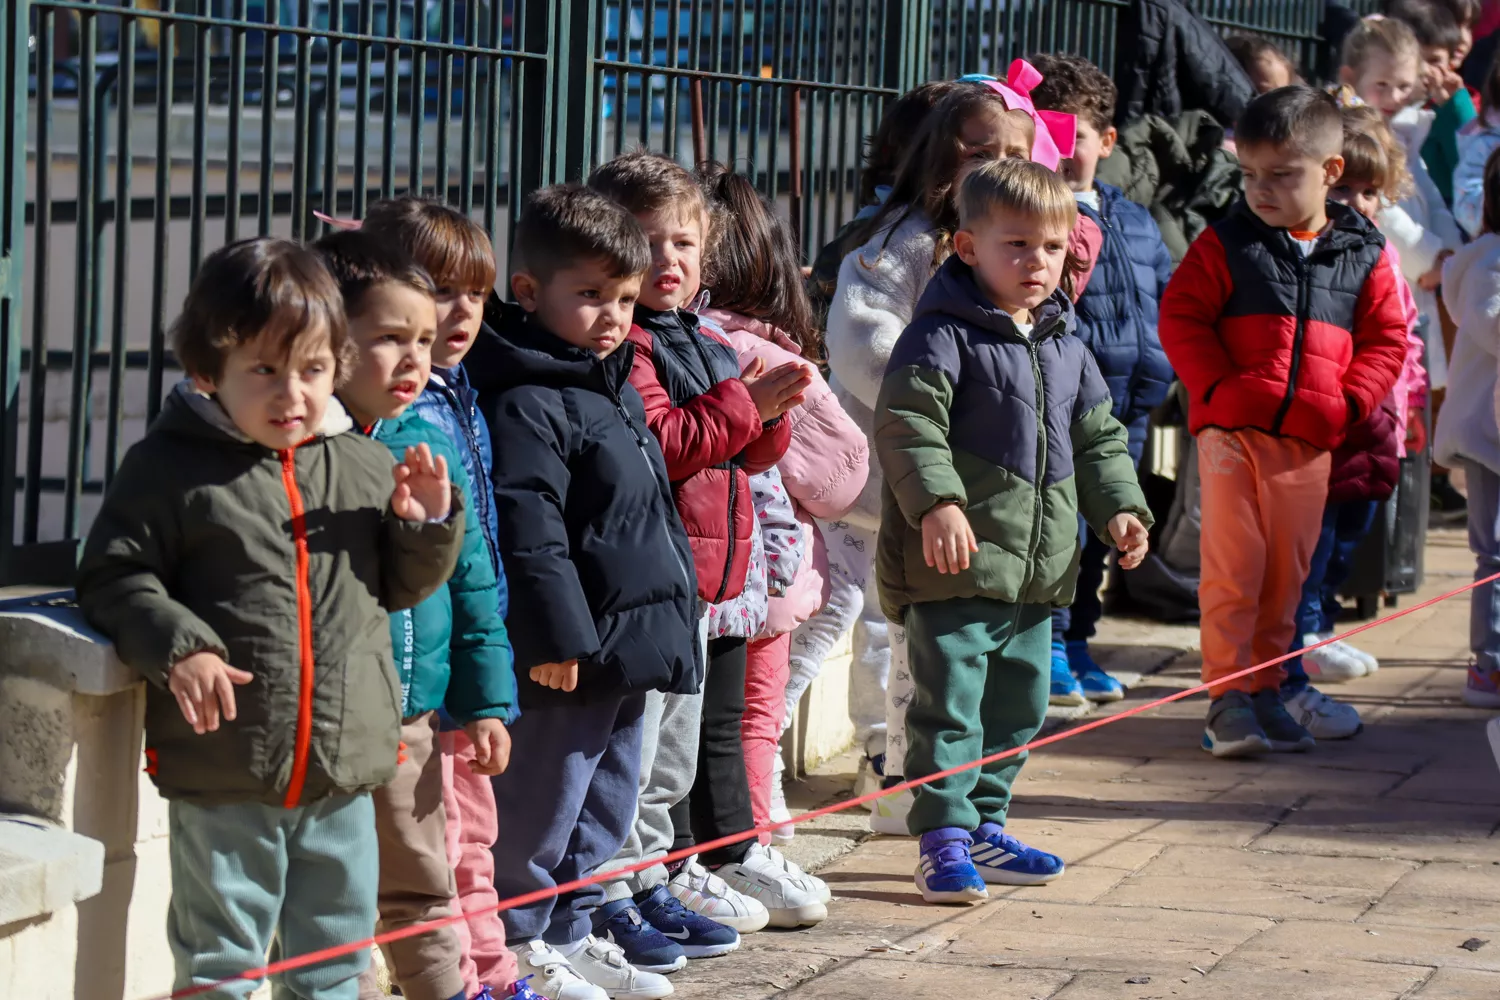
672, 527, 1500, 999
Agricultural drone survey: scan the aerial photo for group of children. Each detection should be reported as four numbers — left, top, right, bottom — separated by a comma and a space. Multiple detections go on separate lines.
72, 6, 1500, 997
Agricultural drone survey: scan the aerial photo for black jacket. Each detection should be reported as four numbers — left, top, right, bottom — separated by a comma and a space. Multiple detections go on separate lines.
1113, 0, 1255, 127
467, 301, 701, 707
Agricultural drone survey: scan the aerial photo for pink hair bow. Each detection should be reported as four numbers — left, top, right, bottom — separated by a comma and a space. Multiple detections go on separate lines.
313, 210, 362, 230
979, 58, 1077, 170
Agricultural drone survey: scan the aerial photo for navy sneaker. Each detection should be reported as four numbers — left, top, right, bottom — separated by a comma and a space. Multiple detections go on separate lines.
593, 898, 687, 974
971, 822, 1066, 885
1202, 690, 1272, 758
914, 827, 988, 903
635, 883, 740, 960
1049, 639, 1087, 706
1252, 689, 1316, 753
1067, 639, 1125, 703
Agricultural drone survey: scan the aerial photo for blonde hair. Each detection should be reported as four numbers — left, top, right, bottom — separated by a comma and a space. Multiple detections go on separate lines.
957, 159, 1086, 295
1341, 14, 1420, 77
1339, 103, 1411, 201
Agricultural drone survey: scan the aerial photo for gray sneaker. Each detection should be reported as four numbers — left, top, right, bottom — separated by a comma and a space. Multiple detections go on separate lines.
1202, 690, 1272, 758
1252, 689, 1316, 752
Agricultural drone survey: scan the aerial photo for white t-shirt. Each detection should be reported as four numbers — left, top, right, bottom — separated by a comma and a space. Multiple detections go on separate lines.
1014, 321, 1034, 340
1075, 188, 1101, 212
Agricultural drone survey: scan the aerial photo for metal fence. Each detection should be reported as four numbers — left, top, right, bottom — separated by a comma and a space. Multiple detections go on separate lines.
0, 0, 1357, 584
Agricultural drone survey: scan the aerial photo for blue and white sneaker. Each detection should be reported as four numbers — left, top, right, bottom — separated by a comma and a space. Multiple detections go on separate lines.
506, 979, 544, 1000
1049, 639, 1087, 706
1067, 640, 1125, 702
593, 899, 687, 974
971, 822, 1066, 885
635, 884, 740, 960
914, 828, 988, 903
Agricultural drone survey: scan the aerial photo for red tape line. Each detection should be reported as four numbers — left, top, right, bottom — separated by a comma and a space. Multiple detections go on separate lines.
146, 567, 1499, 1000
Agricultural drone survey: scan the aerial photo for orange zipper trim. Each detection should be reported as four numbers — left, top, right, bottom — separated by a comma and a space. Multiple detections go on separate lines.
279, 447, 316, 809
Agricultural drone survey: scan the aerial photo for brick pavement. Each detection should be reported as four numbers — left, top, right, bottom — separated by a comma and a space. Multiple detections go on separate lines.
672, 528, 1500, 999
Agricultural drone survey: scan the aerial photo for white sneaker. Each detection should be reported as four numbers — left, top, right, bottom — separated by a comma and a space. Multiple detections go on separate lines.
769, 752, 794, 844
854, 756, 883, 810
715, 843, 829, 927
668, 857, 770, 933
515, 941, 609, 1000
1332, 639, 1379, 675
566, 935, 673, 1000
1302, 634, 1366, 682
1283, 687, 1363, 740
869, 786, 913, 836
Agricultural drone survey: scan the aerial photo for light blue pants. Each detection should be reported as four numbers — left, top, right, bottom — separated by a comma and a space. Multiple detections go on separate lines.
1463, 460, 1500, 675
167, 793, 379, 1000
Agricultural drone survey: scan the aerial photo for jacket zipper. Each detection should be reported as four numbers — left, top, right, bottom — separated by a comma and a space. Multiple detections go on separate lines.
1019, 337, 1048, 602
278, 447, 316, 809
1271, 251, 1312, 435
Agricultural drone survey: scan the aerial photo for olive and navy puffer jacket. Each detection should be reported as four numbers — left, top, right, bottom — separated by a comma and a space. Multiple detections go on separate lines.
1159, 200, 1409, 452
1074, 182, 1175, 458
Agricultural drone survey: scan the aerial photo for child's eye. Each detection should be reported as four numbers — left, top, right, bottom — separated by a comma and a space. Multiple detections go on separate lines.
581, 289, 599, 299
1009, 239, 1029, 248
304, 363, 326, 376
1045, 242, 1065, 253
252, 364, 276, 376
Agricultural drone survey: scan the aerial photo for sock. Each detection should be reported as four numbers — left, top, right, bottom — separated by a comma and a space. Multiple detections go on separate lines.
557, 938, 588, 958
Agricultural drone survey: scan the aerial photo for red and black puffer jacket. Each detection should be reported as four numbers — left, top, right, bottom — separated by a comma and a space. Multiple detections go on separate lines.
626, 306, 793, 604
1159, 200, 1409, 452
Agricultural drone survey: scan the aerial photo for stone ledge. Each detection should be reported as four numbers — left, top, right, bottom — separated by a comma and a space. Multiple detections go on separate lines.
0, 815, 104, 926
0, 594, 137, 697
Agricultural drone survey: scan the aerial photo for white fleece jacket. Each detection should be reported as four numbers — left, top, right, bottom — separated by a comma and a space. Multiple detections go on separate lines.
1435, 233, 1500, 476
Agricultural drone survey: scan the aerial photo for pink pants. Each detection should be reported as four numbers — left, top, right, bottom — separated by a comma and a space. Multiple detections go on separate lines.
441, 729, 518, 995
742, 633, 792, 844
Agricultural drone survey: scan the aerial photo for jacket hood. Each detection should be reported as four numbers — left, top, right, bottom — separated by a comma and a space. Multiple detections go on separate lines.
912, 255, 1075, 341
697, 307, 805, 357
1227, 198, 1384, 258
468, 295, 635, 398
159, 378, 354, 446
1443, 231, 1500, 308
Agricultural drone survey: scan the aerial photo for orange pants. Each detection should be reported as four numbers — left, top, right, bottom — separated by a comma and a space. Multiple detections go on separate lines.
1197, 429, 1331, 696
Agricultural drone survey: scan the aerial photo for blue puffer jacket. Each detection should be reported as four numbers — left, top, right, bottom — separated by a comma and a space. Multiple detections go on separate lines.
1073, 183, 1175, 457
412, 364, 503, 584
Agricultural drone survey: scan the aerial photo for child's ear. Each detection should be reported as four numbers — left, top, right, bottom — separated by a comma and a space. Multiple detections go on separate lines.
954, 229, 980, 266
1100, 126, 1118, 159
511, 271, 541, 311
1324, 154, 1346, 187
1339, 65, 1356, 85
191, 372, 217, 396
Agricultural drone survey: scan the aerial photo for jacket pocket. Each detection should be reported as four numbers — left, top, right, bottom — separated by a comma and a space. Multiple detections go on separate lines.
331, 648, 403, 790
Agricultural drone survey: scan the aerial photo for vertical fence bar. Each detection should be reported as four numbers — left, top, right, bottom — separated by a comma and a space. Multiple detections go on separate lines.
190, 5, 209, 274
259, 0, 279, 234
459, 0, 478, 209
64, 12, 98, 539
438, 0, 456, 196
291, 0, 313, 237
321, 0, 344, 226
24, 8, 53, 544
381, 0, 397, 197
483, 0, 502, 236
2, 0, 33, 571
148, 0, 176, 422
107, 12, 137, 486
354, 0, 373, 216
410, 0, 429, 194
227, 0, 248, 241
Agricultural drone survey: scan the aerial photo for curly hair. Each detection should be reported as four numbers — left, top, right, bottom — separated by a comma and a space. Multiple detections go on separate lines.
1026, 52, 1116, 133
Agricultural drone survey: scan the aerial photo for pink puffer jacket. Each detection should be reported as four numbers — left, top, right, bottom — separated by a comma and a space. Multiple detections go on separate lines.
701, 307, 870, 636
1386, 243, 1428, 458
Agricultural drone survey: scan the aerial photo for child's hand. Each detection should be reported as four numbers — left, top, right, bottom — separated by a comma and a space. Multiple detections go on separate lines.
464, 718, 512, 776
391, 443, 451, 522
740, 357, 813, 421
168, 651, 253, 735
921, 503, 978, 574
530, 660, 579, 692
1406, 407, 1428, 454
1109, 513, 1150, 570
1417, 250, 1453, 293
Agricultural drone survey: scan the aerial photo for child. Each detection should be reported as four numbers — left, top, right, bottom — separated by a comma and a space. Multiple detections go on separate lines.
468, 185, 700, 1000
1452, 38, 1500, 237
1160, 86, 1409, 758
588, 151, 828, 940
313, 229, 516, 1000
75, 237, 464, 998
873, 157, 1152, 902
359, 197, 520, 998
696, 163, 870, 845
1227, 35, 1302, 94
1030, 53, 1176, 706
1386, 0, 1476, 205
1435, 144, 1500, 710
1281, 111, 1429, 739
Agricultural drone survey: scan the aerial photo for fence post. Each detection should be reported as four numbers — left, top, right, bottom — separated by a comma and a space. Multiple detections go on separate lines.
514, 0, 556, 200
0, 0, 29, 585
556, 0, 596, 183
883, 0, 929, 94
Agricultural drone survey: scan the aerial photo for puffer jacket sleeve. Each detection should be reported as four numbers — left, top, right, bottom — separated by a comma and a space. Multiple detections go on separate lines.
489, 387, 602, 670
441, 456, 518, 725
76, 444, 228, 686
626, 327, 765, 481
1159, 228, 1237, 405
752, 467, 805, 597
1071, 352, 1154, 541
874, 323, 966, 525
826, 222, 930, 412
1152, 227, 1174, 304
1345, 244, 1416, 423
1453, 124, 1500, 239
1112, 0, 1254, 126
380, 486, 465, 613
742, 412, 793, 474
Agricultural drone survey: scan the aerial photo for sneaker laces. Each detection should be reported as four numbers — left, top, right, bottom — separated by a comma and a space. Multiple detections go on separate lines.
925, 838, 972, 869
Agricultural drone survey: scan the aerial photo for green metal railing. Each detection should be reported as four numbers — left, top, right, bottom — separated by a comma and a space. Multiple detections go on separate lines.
2, 0, 1357, 584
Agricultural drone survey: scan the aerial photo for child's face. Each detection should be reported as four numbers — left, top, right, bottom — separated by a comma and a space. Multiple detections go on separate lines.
954, 108, 1035, 191
1330, 179, 1382, 222
635, 206, 705, 312
1454, 25, 1473, 68
192, 328, 337, 451
954, 211, 1070, 318
1421, 45, 1456, 98
1238, 141, 1344, 231
1248, 52, 1296, 94
1058, 118, 1116, 193
339, 281, 438, 428
513, 258, 643, 358
432, 282, 488, 369
1346, 50, 1420, 115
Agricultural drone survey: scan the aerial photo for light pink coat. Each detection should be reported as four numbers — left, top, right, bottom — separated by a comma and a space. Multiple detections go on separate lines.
701, 307, 870, 636
1384, 243, 1428, 457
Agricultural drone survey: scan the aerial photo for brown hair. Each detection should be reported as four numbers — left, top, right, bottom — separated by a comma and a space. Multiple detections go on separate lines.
170, 237, 354, 383
312, 229, 437, 317
512, 184, 651, 283
1339, 103, 1411, 200
1341, 14, 1421, 77
958, 158, 1088, 296
1482, 144, 1500, 234
860, 81, 966, 204
587, 149, 710, 225
1481, 40, 1500, 113
697, 163, 821, 359
359, 196, 497, 293
1236, 85, 1344, 158
1385, 0, 1464, 52
1027, 52, 1117, 133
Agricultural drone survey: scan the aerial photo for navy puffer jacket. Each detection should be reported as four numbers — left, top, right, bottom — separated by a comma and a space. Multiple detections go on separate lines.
1073, 183, 1175, 456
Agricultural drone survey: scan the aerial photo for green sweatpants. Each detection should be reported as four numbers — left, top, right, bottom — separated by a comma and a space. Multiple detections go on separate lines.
903, 597, 1052, 834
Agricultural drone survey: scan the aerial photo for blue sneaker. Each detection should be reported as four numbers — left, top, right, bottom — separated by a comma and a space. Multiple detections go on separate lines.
914, 828, 988, 903
1049, 639, 1087, 706
593, 898, 687, 974
1067, 640, 1125, 703
635, 884, 740, 959
971, 822, 1066, 885
506, 977, 544, 1000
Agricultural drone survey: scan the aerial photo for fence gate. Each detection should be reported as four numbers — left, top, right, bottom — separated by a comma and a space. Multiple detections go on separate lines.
1, 0, 1362, 585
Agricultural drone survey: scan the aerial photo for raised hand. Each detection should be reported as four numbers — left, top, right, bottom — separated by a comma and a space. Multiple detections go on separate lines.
921, 503, 978, 575
741, 358, 813, 421
168, 650, 254, 735
1109, 513, 1151, 570
391, 443, 451, 522
530, 659, 579, 692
